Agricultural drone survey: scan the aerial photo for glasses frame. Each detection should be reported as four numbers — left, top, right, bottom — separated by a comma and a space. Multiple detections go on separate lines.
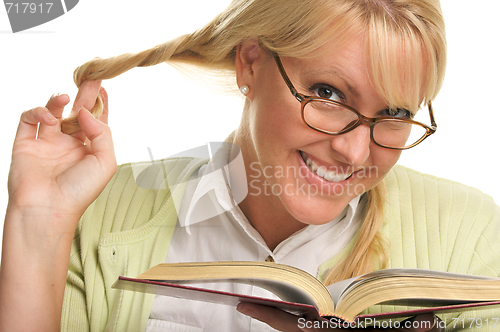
272, 52, 437, 150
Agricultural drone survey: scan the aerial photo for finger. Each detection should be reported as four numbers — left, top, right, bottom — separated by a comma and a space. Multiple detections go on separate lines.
45, 93, 70, 119
429, 316, 445, 332
15, 107, 57, 142
77, 107, 116, 172
81, 87, 108, 145
69, 80, 102, 142
71, 80, 102, 116
98, 87, 109, 125
237, 303, 304, 332
38, 93, 71, 138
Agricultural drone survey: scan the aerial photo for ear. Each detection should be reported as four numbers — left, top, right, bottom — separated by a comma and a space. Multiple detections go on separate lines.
235, 39, 262, 100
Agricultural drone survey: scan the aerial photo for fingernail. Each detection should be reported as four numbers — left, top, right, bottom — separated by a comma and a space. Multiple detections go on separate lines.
236, 304, 259, 319
431, 316, 437, 329
79, 106, 91, 117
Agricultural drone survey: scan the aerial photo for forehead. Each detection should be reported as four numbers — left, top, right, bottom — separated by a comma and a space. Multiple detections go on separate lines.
288, 31, 428, 113
291, 34, 371, 97
319, 28, 427, 110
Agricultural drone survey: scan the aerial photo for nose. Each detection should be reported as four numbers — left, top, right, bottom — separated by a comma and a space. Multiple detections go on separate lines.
329, 124, 371, 166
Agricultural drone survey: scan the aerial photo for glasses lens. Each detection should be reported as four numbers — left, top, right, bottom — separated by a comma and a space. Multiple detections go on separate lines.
303, 100, 358, 134
372, 120, 428, 149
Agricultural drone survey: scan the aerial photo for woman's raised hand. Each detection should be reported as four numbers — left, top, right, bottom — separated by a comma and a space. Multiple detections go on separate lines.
7, 80, 116, 223
0, 81, 117, 332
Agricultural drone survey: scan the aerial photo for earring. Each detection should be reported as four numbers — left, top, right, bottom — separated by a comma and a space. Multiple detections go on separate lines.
240, 85, 249, 95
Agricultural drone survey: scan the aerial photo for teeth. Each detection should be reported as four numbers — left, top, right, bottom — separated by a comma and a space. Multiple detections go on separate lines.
300, 151, 353, 183
324, 170, 351, 182
317, 166, 326, 177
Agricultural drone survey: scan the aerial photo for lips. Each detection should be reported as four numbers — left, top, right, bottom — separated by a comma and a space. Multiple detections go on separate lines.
299, 151, 354, 183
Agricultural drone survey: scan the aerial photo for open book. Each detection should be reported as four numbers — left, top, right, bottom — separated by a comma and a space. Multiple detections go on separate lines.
112, 261, 500, 323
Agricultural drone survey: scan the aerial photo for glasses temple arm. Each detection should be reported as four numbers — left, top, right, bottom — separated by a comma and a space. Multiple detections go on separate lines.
272, 52, 303, 102
427, 102, 437, 131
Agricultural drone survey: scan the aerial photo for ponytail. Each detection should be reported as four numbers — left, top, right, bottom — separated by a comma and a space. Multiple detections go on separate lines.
62, 32, 227, 134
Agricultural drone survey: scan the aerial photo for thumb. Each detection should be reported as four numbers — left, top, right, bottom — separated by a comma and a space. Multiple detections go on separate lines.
77, 107, 116, 171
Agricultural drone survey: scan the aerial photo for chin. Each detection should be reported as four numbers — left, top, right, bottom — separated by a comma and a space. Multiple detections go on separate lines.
279, 188, 359, 225
265, 150, 371, 225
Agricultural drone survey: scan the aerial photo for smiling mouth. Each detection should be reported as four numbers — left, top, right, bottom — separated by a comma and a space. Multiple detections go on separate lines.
300, 151, 354, 183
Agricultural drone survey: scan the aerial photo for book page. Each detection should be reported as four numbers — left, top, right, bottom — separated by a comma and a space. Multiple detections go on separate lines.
164, 278, 319, 308
325, 268, 500, 317
356, 269, 499, 281
326, 276, 359, 307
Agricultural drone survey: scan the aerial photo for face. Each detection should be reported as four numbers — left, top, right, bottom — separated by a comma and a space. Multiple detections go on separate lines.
237, 34, 403, 226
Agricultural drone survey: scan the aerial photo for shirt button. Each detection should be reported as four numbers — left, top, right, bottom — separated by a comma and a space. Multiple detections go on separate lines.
265, 255, 274, 262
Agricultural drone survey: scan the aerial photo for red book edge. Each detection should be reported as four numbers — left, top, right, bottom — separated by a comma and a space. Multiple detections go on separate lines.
113, 276, 500, 323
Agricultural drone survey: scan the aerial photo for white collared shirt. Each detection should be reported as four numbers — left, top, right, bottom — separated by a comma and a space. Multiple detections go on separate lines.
146, 147, 364, 332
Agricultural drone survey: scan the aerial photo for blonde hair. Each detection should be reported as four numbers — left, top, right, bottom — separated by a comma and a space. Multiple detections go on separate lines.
63, 0, 446, 284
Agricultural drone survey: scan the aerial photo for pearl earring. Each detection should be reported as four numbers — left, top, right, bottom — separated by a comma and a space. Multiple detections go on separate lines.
239, 85, 249, 95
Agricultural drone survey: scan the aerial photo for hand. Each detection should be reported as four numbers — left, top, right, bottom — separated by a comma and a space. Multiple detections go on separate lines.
236, 303, 445, 331
7, 81, 116, 226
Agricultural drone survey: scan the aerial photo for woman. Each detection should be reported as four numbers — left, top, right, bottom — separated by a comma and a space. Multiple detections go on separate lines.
1, 0, 499, 331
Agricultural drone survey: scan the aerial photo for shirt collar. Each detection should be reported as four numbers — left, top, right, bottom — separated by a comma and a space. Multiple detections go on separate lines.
177, 142, 247, 227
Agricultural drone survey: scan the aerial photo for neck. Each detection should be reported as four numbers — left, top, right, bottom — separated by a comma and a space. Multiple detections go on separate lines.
238, 189, 307, 251
233, 128, 307, 251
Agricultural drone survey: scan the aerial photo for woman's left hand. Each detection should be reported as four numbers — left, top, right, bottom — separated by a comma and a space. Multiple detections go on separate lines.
237, 303, 444, 331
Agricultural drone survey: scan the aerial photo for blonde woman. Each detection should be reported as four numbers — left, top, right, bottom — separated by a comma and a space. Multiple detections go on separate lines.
1, 0, 499, 331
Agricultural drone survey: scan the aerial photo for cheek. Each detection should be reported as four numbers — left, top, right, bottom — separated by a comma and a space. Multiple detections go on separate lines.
251, 96, 303, 154
370, 148, 402, 179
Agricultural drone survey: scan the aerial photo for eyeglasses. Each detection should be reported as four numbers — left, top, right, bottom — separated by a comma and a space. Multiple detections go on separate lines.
272, 52, 437, 150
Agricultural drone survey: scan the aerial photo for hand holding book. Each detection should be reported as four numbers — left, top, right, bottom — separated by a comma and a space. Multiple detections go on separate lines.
236, 303, 444, 331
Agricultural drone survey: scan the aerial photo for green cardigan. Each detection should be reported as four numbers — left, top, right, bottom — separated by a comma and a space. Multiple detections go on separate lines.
61, 158, 500, 331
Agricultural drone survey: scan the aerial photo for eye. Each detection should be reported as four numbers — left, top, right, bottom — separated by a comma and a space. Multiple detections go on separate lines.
384, 108, 414, 119
309, 83, 344, 102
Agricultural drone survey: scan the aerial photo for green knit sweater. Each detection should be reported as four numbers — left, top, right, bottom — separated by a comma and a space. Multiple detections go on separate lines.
61, 158, 500, 331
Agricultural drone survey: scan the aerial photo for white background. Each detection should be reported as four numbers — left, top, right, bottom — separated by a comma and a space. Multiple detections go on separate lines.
0, 0, 499, 254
